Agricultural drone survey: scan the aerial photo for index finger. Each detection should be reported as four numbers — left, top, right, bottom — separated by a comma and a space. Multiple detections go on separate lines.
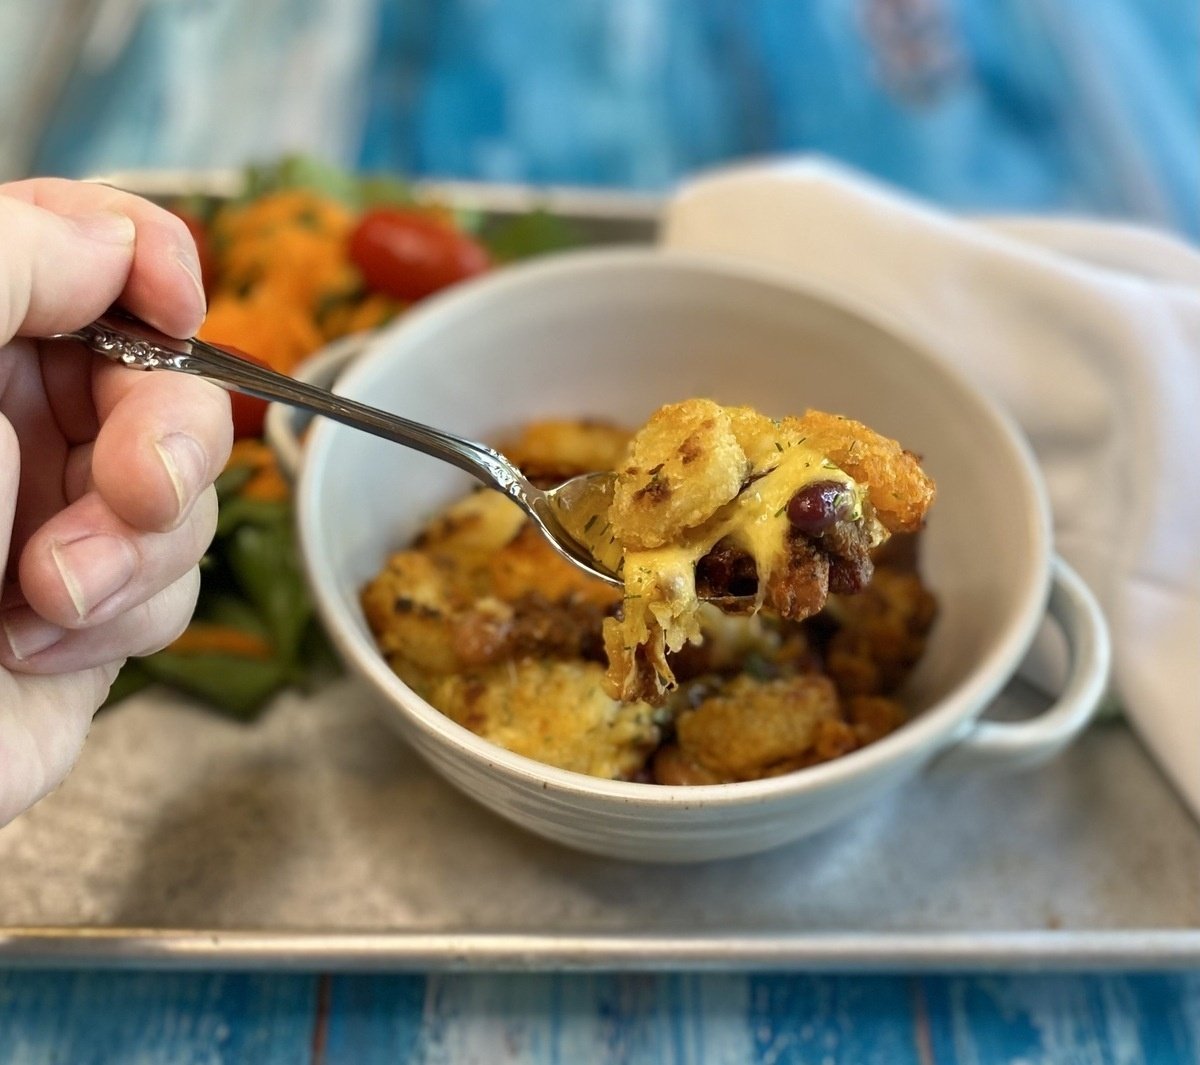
1, 178, 206, 338
91, 364, 231, 531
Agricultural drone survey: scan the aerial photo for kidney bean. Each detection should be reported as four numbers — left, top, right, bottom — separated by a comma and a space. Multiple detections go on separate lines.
786, 481, 857, 535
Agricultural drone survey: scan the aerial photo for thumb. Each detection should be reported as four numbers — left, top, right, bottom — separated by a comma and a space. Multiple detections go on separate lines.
0, 195, 136, 343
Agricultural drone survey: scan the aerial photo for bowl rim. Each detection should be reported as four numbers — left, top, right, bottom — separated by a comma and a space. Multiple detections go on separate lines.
298, 245, 1053, 807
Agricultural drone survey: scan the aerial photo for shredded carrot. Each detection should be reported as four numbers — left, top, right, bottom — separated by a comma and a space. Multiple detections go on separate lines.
222, 437, 291, 499
213, 189, 354, 245
210, 189, 359, 323
220, 227, 358, 312
227, 437, 275, 469
167, 623, 274, 659
200, 289, 325, 374
241, 463, 291, 502
198, 187, 425, 440
320, 291, 403, 339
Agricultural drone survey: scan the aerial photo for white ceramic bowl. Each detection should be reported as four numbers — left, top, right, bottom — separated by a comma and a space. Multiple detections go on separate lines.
296, 248, 1109, 863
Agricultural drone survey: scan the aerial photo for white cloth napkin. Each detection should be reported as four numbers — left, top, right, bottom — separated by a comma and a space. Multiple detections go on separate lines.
661, 158, 1200, 818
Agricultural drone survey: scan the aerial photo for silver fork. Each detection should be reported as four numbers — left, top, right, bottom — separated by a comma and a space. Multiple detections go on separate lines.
57, 309, 623, 587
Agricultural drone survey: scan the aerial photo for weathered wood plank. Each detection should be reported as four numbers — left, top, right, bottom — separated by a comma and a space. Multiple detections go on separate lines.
922, 973, 1200, 1065
320, 974, 923, 1064
2, 971, 1199, 1063
0, 970, 317, 1065
320, 973, 425, 1063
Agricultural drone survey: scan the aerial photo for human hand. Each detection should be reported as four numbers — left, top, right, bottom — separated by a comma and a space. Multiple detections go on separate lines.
0, 178, 232, 824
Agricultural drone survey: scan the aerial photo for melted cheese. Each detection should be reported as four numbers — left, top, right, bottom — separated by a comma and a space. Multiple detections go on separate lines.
607, 445, 866, 700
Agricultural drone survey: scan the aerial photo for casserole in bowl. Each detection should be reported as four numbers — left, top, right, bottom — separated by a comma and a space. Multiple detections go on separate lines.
295, 248, 1109, 862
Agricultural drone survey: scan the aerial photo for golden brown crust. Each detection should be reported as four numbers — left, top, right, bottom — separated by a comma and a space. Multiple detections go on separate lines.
846, 695, 910, 743
496, 419, 631, 486
610, 399, 749, 550
822, 568, 938, 697
603, 401, 934, 705
651, 680, 910, 786
487, 523, 621, 610
421, 660, 663, 780
654, 674, 845, 784
361, 552, 462, 674
363, 412, 935, 785
724, 405, 795, 476
788, 410, 936, 533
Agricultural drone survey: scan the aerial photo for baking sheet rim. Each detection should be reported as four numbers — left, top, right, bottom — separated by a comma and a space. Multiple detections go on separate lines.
2, 928, 1199, 972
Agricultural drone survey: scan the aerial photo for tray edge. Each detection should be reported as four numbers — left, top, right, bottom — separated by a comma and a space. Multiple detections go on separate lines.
3, 929, 1199, 973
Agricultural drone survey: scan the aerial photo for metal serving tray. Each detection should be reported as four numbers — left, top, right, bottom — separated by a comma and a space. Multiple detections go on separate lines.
1, 175, 1196, 971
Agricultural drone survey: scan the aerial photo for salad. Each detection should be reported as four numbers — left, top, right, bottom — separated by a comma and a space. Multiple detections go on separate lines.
107, 158, 578, 718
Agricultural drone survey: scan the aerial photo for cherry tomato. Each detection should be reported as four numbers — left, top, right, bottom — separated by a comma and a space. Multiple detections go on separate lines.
348, 207, 490, 301
171, 207, 217, 294
215, 345, 271, 439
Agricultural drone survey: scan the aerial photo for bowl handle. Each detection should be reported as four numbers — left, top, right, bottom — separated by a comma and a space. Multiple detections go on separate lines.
928, 556, 1111, 776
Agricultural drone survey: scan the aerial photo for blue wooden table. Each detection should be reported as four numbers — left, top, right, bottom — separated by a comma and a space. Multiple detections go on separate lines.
3, 970, 1198, 1062
1, 1, 1198, 1060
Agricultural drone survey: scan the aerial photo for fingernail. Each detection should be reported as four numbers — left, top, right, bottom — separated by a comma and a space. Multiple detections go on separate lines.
51, 535, 137, 620
175, 248, 207, 313
69, 210, 135, 246
155, 432, 208, 518
1, 609, 65, 661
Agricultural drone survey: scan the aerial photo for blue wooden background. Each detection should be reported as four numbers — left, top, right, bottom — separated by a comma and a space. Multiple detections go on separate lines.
1, 0, 1199, 1060
9, 0, 1199, 236
3, 971, 1199, 1062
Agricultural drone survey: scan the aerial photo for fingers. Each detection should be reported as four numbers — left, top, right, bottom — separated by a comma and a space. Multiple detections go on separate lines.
0, 569, 200, 675
0, 178, 220, 825
0, 665, 115, 827
0, 414, 106, 826
1, 177, 206, 338
20, 330, 233, 535
90, 366, 231, 531
0, 415, 18, 578
5, 485, 217, 646
0, 196, 134, 342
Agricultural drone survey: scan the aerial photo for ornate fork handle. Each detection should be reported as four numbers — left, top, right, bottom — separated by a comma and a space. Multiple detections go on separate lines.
66, 310, 529, 499
61, 309, 618, 586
